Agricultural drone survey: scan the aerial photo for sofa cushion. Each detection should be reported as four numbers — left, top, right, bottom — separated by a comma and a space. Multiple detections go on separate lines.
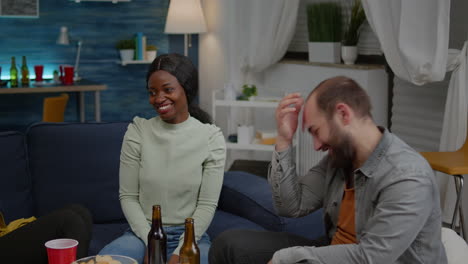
220, 171, 288, 231
0, 131, 34, 223
220, 171, 324, 240
281, 209, 325, 240
27, 122, 129, 223
207, 210, 266, 240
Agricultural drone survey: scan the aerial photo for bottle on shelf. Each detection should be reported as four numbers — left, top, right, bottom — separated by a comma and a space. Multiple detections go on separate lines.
21, 56, 30, 87
179, 218, 200, 264
10, 56, 18, 88
147, 205, 167, 264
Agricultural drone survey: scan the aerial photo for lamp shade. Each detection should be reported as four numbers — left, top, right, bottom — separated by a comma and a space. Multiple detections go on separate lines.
164, 0, 207, 34
57, 26, 70, 45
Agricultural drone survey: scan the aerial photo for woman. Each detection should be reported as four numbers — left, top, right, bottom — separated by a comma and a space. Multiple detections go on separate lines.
99, 53, 226, 264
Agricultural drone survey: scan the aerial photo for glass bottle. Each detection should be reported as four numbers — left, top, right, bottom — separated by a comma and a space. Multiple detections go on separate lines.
148, 205, 167, 264
10, 57, 18, 88
179, 218, 200, 264
21, 56, 29, 87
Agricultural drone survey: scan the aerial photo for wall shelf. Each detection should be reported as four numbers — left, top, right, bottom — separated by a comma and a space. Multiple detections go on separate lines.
214, 99, 279, 108
226, 142, 275, 151
212, 90, 300, 169
119, 60, 152, 66
72, 0, 131, 3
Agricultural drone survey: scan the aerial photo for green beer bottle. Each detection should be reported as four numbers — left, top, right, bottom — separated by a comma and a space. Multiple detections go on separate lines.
21, 56, 30, 87
10, 57, 18, 88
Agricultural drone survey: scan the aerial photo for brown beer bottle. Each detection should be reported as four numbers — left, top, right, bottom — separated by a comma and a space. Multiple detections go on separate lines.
148, 205, 167, 264
179, 218, 200, 264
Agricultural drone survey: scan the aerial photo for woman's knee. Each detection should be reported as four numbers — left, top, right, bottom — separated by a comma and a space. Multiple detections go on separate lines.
198, 235, 211, 264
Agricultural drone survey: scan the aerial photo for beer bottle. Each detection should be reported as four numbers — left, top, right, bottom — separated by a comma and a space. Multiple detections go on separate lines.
179, 218, 200, 264
148, 205, 167, 264
21, 56, 29, 87
10, 57, 18, 88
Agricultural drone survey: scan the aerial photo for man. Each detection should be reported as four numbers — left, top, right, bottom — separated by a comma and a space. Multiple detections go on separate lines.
209, 76, 447, 263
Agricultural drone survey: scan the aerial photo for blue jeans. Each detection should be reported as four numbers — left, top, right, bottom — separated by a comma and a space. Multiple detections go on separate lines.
99, 226, 210, 264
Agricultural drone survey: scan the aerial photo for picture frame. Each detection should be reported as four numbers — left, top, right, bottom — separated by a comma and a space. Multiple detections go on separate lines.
0, 0, 39, 18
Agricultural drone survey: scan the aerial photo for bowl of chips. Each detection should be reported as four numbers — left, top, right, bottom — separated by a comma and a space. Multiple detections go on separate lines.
72, 255, 137, 264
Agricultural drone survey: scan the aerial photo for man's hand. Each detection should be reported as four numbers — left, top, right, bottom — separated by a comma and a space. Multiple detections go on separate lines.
267, 260, 273, 264
168, 254, 179, 264
275, 93, 304, 152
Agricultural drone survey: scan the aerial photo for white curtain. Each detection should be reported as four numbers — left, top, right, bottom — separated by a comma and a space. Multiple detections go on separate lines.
224, 0, 299, 91
361, 1, 450, 85
361, 0, 468, 227
439, 42, 468, 224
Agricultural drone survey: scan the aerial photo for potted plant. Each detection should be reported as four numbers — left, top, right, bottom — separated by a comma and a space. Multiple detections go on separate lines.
238, 84, 257, 101
306, 2, 342, 63
341, 0, 366, 64
116, 39, 135, 62
146, 45, 158, 62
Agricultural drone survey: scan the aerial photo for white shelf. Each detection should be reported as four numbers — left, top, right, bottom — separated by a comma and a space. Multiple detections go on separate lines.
226, 142, 274, 151
119, 60, 152, 66
73, 0, 131, 3
214, 99, 279, 108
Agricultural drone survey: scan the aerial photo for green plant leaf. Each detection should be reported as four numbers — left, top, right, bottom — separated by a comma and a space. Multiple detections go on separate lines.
307, 3, 342, 42
342, 0, 366, 46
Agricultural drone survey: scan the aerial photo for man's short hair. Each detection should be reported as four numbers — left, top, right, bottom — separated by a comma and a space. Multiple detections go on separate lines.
309, 76, 372, 119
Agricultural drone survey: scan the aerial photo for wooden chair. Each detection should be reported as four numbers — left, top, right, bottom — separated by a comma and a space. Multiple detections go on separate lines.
420, 132, 468, 241
42, 93, 69, 122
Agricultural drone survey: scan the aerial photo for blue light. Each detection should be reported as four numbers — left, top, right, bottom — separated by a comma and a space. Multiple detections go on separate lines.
0, 74, 54, 81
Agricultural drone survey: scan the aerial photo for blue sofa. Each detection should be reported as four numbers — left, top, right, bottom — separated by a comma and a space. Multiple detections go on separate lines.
0, 122, 324, 256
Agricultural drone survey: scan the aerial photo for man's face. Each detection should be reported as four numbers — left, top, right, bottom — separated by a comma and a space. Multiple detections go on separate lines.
303, 96, 355, 169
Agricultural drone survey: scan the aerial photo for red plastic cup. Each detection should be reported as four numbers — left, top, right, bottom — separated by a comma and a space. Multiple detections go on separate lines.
63, 66, 74, 85
34, 65, 44, 82
45, 238, 79, 264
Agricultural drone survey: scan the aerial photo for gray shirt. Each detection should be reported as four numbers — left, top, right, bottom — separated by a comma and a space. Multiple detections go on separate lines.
268, 128, 447, 264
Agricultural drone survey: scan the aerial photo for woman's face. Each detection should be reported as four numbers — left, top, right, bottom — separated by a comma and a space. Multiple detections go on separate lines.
147, 70, 189, 124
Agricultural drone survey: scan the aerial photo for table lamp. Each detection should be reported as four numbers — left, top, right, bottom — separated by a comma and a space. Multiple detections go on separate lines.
164, 0, 207, 57
57, 26, 82, 81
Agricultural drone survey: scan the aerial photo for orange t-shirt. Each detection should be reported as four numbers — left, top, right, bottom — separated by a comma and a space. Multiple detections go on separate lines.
331, 187, 357, 245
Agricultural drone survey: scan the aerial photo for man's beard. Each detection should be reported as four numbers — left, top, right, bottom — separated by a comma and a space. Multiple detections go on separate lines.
328, 121, 356, 170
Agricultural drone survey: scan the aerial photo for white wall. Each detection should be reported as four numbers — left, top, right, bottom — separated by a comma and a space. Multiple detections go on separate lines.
262, 62, 388, 126
199, 0, 226, 119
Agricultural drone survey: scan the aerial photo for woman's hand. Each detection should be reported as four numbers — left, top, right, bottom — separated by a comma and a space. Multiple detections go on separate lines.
168, 254, 180, 264
275, 93, 303, 152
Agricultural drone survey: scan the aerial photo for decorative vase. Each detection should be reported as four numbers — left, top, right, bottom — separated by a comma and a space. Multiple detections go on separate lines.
119, 49, 135, 62
308, 42, 341, 63
341, 46, 358, 65
146, 50, 157, 62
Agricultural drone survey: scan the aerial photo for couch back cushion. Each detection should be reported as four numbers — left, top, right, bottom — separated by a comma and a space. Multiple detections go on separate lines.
220, 171, 325, 240
27, 122, 129, 223
0, 131, 34, 223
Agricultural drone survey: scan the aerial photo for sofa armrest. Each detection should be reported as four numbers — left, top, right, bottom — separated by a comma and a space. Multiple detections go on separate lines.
219, 171, 325, 240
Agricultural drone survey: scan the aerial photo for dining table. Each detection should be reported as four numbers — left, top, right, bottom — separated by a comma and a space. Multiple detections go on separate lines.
0, 79, 107, 122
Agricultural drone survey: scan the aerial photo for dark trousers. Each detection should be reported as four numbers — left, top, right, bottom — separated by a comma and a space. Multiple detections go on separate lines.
0, 204, 93, 264
209, 229, 329, 264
